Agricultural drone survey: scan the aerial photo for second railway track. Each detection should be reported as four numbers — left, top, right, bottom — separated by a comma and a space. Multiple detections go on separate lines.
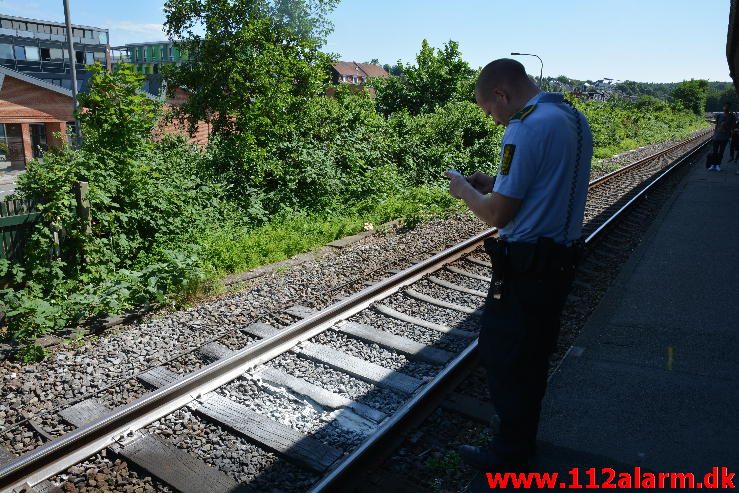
0, 130, 712, 493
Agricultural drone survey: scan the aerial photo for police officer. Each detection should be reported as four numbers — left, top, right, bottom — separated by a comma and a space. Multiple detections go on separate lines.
446, 58, 593, 470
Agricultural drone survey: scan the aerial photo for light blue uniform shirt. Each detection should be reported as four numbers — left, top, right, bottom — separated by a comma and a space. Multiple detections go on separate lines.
493, 92, 593, 244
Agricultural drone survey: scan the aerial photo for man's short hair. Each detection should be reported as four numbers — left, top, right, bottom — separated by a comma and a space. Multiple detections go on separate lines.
476, 58, 530, 99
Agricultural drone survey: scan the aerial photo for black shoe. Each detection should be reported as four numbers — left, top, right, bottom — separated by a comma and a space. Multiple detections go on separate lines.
458, 444, 531, 472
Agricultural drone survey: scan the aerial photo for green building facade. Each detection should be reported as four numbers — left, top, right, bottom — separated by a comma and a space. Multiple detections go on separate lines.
112, 41, 187, 75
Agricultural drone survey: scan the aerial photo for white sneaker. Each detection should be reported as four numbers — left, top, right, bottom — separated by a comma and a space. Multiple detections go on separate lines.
708, 165, 716, 171
716, 165, 721, 171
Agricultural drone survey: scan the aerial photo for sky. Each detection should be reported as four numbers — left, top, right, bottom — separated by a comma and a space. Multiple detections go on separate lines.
0, 0, 732, 83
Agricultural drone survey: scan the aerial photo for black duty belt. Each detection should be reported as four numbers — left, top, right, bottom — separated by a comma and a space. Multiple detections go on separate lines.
484, 236, 582, 280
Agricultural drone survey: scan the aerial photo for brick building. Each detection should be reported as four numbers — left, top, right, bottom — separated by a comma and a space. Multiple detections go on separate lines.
0, 65, 73, 169
331, 61, 388, 86
0, 65, 211, 172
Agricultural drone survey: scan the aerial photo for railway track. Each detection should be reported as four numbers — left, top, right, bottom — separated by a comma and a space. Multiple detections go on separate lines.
0, 131, 712, 493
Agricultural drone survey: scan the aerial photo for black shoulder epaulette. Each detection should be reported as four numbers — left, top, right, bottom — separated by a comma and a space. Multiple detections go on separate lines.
510, 104, 537, 122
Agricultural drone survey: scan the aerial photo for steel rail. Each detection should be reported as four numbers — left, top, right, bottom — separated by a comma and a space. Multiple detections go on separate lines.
0, 131, 711, 493
309, 134, 710, 493
0, 228, 495, 493
584, 137, 711, 244
588, 130, 709, 188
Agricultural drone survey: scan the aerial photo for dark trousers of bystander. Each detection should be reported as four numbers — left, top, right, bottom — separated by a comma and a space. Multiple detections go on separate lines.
712, 138, 729, 161
477, 271, 573, 463
730, 136, 739, 161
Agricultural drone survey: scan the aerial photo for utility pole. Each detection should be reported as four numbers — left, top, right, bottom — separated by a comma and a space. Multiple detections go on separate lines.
63, 0, 82, 147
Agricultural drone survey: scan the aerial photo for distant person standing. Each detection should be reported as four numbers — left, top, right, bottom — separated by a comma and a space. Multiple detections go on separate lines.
710, 103, 734, 171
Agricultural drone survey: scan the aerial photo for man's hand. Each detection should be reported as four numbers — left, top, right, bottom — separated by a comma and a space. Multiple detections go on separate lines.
445, 169, 522, 227
445, 170, 473, 199
467, 172, 495, 194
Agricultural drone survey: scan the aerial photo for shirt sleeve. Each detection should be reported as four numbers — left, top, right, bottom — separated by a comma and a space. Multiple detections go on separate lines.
493, 123, 542, 200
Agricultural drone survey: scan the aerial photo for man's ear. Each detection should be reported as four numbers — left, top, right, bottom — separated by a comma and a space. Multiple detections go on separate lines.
493, 88, 509, 104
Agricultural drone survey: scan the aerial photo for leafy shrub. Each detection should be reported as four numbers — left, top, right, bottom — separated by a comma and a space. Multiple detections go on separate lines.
569, 96, 708, 160
387, 101, 502, 184
0, 65, 224, 359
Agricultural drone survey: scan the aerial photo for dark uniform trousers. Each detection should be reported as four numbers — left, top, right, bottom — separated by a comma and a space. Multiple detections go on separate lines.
480, 237, 577, 461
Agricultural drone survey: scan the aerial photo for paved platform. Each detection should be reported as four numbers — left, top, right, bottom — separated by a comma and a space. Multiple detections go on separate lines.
467, 150, 739, 491
0, 166, 23, 196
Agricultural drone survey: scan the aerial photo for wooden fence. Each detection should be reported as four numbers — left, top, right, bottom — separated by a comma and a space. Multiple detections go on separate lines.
0, 198, 40, 261
0, 182, 90, 263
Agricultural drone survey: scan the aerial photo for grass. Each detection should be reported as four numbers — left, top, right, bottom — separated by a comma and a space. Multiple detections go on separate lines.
596, 127, 709, 161
195, 184, 463, 282
592, 120, 711, 174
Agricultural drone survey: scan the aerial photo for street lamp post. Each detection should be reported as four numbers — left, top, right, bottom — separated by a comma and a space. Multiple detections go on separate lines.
510, 52, 543, 88
62, 0, 81, 147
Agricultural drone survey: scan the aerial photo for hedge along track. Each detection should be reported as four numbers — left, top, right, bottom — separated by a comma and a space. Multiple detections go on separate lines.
0, 130, 711, 493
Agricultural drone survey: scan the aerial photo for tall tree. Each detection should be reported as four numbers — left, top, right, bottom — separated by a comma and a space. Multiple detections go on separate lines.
670, 79, 709, 115
705, 87, 739, 112
373, 39, 475, 116
163, 0, 338, 143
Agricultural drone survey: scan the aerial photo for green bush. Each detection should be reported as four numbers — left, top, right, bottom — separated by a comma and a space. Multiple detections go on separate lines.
373, 39, 476, 116
0, 65, 224, 359
387, 101, 502, 184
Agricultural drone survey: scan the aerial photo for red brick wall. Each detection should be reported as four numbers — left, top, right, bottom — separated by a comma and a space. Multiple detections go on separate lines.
156, 87, 210, 146
0, 76, 73, 123
20, 123, 32, 163
46, 121, 67, 149
157, 114, 210, 146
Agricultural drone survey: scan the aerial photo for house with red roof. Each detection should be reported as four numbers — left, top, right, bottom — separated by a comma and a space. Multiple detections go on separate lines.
331, 61, 388, 86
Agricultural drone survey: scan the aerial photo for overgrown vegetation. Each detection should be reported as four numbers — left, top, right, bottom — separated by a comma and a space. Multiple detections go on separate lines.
373, 40, 475, 116
0, 0, 709, 360
571, 94, 708, 162
1, 64, 222, 361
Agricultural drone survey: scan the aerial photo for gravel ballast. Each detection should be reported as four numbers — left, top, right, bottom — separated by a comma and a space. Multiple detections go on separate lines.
147, 408, 317, 491
268, 353, 406, 416
348, 310, 470, 353
222, 374, 373, 452
0, 213, 487, 436
310, 329, 440, 380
